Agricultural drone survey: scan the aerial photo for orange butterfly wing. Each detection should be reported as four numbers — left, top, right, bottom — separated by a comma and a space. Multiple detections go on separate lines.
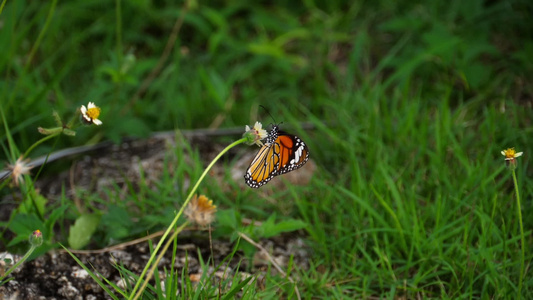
275, 133, 309, 175
245, 143, 278, 187
244, 126, 309, 188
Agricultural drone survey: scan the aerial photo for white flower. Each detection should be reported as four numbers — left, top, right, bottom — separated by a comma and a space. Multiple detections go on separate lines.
80, 102, 102, 125
501, 148, 523, 161
244, 121, 268, 146
8, 156, 33, 186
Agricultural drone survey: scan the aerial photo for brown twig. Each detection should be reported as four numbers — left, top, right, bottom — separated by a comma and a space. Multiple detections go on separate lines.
0, 122, 319, 180
62, 229, 169, 254
60, 219, 262, 255
62, 227, 202, 254
238, 232, 301, 300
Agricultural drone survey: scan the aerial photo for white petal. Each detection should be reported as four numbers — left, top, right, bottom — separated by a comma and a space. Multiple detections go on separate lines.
93, 119, 102, 125
515, 152, 523, 157
80, 105, 87, 114
88, 102, 96, 109
82, 114, 92, 122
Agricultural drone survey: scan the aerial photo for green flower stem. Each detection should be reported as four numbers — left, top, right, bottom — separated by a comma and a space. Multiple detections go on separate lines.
512, 170, 524, 299
133, 221, 189, 300
0, 245, 37, 283
24, 132, 61, 158
128, 137, 247, 299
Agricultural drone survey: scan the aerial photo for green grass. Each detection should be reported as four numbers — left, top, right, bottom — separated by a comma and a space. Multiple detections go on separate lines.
1, 0, 532, 298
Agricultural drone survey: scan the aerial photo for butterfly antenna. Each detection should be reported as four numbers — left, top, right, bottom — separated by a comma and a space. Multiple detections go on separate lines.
259, 105, 279, 126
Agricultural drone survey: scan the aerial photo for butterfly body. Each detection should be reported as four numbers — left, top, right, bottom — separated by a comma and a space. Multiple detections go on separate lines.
244, 125, 309, 188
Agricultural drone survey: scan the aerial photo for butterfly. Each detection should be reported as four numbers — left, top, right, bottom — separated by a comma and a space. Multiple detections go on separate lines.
244, 125, 309, 188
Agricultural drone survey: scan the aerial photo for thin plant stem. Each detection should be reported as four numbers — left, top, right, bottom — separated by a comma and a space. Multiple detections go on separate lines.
23, 110, 80, 159
238, 232, 301, 300
512, 169, 524, 299
0, 0, 7, 15
128, 137, 247, 299
209, 224, 214, 271
24, 133, 61, 158
0, 245, 37, 283
0, 104, 18, 160
133, 221, 189, 300
25, 0, 58, 70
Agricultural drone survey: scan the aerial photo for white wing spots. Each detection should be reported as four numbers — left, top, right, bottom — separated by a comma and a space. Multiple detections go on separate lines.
244, 124, 309, 188
277, 138, 309, 175
290, 139, 305, 164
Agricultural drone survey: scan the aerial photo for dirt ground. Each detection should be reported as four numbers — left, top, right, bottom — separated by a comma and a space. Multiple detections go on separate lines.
0, 132, 314, 299
1, 232, 308, 299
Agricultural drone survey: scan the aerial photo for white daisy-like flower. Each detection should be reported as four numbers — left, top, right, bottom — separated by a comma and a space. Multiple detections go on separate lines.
80, 102, 102, 125
501, 147, 523, 170
244, 121, 268, 146
501, 148, 523, 161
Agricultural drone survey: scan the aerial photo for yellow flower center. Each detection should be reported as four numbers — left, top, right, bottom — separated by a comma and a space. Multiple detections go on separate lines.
87, 106, 101, 120
504, 148, 517, 158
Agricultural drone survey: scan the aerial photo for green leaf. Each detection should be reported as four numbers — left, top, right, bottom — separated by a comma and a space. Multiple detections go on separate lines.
256, 215, 307, 239
216, 209, 241, 239
18, 193, 47, 216
221, 276, 253, 300
45, 205, 69, 241
7, 214, 45, 247
68, 214, 101, 250
101, 205, 133, 241
62, 128, 76, 136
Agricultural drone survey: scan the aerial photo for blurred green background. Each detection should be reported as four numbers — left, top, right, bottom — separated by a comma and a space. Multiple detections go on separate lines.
1, 0, 533, 298
1, 0, 530, 154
